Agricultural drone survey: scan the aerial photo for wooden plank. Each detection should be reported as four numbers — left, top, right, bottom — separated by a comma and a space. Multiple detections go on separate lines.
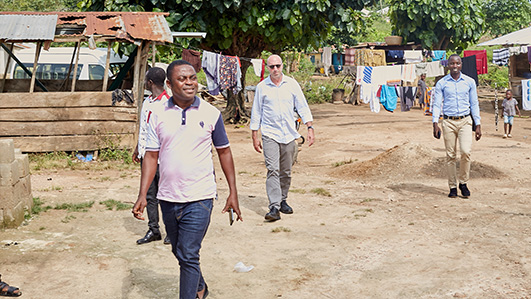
0, 120, 136, 136
2, 79, 117, 93
102, 41, 113, 92
11, 134, 135, 152
30, 42, 42, 93
71, 42, 82, 92
0, 106, 137, 122
0, 92, 136, 108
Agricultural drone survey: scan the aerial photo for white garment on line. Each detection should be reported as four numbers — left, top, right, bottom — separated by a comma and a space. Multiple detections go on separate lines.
404, 50, 423, 64
251, 59, 263, 77
401, 64, 416, 82
371, 66, 388, 85
322, 47, 332, 75
426, 61, 444, 77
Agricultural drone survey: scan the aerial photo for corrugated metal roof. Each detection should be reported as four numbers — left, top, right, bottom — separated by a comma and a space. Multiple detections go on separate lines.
479, 27, 531, 46
0, 15, 57, 41
0, 12, 172, 43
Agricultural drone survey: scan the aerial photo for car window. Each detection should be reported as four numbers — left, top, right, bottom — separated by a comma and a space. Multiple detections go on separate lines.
88, 64, 105, 80
14, 64, 82, 80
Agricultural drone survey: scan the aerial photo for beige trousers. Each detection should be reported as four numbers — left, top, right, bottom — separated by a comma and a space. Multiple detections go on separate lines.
441, 116, 473, 189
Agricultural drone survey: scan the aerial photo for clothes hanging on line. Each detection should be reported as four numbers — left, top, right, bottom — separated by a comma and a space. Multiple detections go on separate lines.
440, 59, 449, 67
464, 50, 488, 74
356, 66, 373, 84
344, 48, 356, 66
202, 51, 220, 95
426, 61, 445, 77
461, 55, 479, 86
423, 86, 433, 116
509, 46, 529, 56
432, 50, 446, 61
219, 55, 242, 95
523, 80, 531, 111
401, 64, 416, 82
528, 47, 531, 64
388, 50, 404, 59
415, 62, 427, 76
251, 58, 265, 81
379, 85, 398, 112
182, 49, 202, 72
404, 50, 423, 64
395, 86, 417, 112
493, 48, 510, 66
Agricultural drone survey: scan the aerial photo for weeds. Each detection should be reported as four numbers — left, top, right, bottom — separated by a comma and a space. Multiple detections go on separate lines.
271, 226, 291, 233
332, 158, 353, 167
61, 215, 77, 223
98, 135, 132, 164
53, 201, 94, 212
311, 188, 331, 197
361, 198, 376, 203
100, 199, 133, 211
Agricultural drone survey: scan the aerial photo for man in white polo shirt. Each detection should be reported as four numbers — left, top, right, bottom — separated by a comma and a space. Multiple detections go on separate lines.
132, 60, 242, 299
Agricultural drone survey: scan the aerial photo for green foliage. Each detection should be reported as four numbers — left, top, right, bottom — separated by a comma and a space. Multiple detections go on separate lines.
25, 197, 53, 220
54, 201, 95, 212
359, 15, 393, 43
311, 188, 332, 197
0, 0, 78, 11
484, 0, 531, 37
98, 135, 132, 164
479, 64, 509, 89
389, 0, 485, 50
100, 199, 133, 211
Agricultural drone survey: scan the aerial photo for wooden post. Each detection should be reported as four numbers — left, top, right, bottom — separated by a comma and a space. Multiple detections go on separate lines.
0, 42, 14, 93
29, 41, 42, 93
71, 41, 82, 92
151, 43, 156, 67
102, 40, 113, 92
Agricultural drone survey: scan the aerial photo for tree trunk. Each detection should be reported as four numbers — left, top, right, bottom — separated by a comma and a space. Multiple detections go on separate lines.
223, 60, 251, 124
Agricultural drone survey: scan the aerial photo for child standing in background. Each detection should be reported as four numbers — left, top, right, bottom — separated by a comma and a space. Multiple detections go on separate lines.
502, 89, 521, 138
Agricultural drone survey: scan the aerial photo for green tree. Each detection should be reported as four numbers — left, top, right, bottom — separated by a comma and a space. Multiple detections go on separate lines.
0, 0, 77, 11
79, 0, 371, 122
484, 0, 531, 37
389, 0, 484, 50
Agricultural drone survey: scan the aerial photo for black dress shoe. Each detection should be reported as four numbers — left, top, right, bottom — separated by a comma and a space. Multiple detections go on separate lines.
163, 236, 171, 245
265, 207, 281, 222
448, 188, 458, 198
136, 230, 161, 244
280, 200, 293, 214
459, 183, 470, 198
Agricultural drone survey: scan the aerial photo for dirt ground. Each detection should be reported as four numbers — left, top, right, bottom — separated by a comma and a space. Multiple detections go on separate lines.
1, 91, 530, 298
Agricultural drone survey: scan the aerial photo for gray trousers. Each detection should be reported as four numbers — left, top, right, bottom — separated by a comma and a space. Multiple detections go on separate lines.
142, 160, 161, 235
262, 135, 297, 210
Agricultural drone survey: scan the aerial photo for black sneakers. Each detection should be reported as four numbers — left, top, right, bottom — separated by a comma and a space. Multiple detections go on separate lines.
459, 183, 470, 198
265, 207, 281, 222
448, 188, 458, 198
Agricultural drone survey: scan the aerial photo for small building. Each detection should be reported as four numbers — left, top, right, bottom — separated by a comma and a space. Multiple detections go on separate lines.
0, 11, 175, 152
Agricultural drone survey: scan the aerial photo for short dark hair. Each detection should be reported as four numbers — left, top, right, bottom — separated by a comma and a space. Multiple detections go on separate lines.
167, 60, 194, 80
448, 54, 461, 61
506, 89, 512, 93
145, 67, 166, 86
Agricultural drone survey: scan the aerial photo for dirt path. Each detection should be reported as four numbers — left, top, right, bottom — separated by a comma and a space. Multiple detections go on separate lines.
1, 95, 530, 298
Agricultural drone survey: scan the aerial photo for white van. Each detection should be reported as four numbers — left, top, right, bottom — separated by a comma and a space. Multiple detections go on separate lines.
9, 47, 128, 80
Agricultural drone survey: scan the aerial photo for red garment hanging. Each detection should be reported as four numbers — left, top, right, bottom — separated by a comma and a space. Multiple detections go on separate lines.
463, 50, 488, 75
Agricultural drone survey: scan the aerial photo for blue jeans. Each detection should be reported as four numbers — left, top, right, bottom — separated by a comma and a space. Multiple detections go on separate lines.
160, 199, 213, 299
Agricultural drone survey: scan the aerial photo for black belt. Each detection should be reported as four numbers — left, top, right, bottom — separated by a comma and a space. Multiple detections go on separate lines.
443, 114, 470, 120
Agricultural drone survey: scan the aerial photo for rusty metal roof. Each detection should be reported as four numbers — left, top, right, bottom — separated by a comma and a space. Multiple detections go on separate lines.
0, 12, 172, 43
0, 15, 57, 41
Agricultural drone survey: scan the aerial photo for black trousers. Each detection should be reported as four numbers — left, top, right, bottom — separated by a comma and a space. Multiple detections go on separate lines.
141, 161, 162, 235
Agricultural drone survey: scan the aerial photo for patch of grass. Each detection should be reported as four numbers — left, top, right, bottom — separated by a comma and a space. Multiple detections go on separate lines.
408, 222, 415, 226
271, 226, 291, 233
364, 208, 374, 213
323, 180, 335, 185
39, 226, 46, 230
31, 197, 52, 215
361, 198, 376, 203
120, 173, 128, 178
99, 176, 111, 182
311, 188, 331, 197
100, 199, 133, 211
290, 188, 306, 194
122, 185, 132, 189
54, 201, 94, 212
332, 158, 353, 167
238, 171, 249, 175
353, 214, 367, 219
98, 135, 132, 164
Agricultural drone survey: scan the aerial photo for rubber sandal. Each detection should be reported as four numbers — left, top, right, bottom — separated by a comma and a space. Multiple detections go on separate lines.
0, 275, 22, 297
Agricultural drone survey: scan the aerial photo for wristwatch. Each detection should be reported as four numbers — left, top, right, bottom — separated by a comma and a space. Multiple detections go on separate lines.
307, 126, 314, 130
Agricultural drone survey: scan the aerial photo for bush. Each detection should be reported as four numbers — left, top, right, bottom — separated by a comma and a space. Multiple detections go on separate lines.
480, 63, 509, 89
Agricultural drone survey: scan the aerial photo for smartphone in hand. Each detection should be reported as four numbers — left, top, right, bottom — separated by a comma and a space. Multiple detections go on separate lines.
436, 130, 441, 139
228, 207, 234, 226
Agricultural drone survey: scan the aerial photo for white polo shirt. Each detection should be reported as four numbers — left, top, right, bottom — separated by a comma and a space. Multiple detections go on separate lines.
145, 96, 230, 203
137, 90, 170, 159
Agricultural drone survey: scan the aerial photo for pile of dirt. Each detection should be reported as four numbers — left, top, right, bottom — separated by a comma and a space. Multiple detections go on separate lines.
331, 142, 505, 181
331, 142, 435, 181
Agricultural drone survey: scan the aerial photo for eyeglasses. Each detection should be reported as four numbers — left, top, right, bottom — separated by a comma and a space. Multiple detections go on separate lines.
268, 64, 282, 69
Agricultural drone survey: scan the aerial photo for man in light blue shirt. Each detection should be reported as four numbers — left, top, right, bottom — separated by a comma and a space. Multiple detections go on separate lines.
432, 54, 482, 198
250, 54, 314, 221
